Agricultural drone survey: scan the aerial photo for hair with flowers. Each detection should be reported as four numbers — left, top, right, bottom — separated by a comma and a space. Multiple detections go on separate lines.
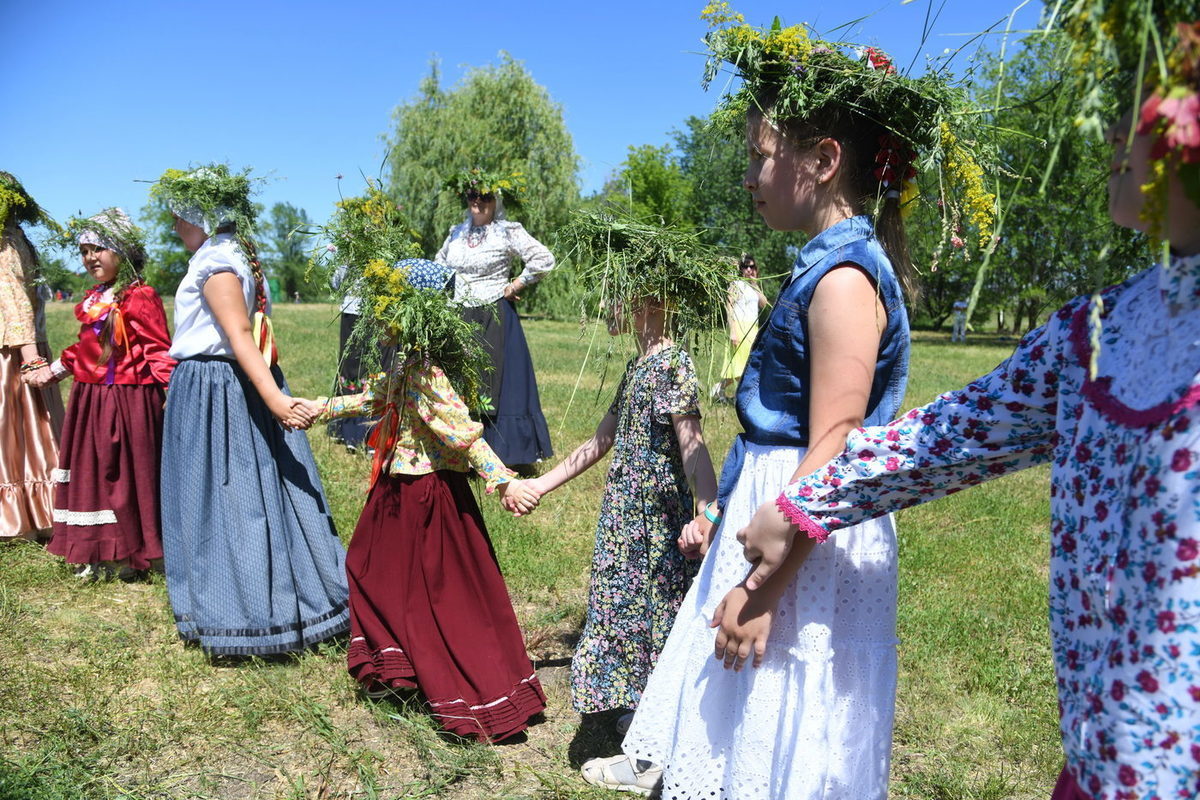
700, 3, 1000, 291
1052, 1, 1199, 225
309, 180, 488, 408
442, 167, 528, 205
149, 163, 258, 238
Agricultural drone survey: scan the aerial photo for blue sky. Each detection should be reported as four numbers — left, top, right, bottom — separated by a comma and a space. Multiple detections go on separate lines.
3, 0, 1042, 240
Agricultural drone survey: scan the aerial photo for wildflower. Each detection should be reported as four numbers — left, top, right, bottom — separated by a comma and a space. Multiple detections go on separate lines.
864, 47, 896, 75
701, 1, 744, 26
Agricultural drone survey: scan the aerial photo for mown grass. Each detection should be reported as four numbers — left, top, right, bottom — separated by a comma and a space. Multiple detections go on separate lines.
0, 303, 1058, 798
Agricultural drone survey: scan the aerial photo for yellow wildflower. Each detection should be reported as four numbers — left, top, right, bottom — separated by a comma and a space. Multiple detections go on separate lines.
766, 24, 811, 59
701, 1, 744, 27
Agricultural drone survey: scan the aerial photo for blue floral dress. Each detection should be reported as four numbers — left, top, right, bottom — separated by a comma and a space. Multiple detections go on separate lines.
571, 345, 701, 713
778, 254, 1200, 800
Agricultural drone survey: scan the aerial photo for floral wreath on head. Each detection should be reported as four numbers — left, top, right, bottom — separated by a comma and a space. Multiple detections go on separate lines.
150, 163, 278, 365
0, 171, 57, 231
308, 179, 488, 411
148, 164, 259, 241
442, 167, 527, 206
557, 209, 737, 341
700, 2, 999, 255
1053, 2, 1200, 229
59, 207, 147, 286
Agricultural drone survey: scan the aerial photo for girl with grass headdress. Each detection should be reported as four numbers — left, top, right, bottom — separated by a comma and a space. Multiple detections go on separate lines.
41, 209, 174, 580
152, 164, 348, 656
0, 171, 64, 541
506, 211, 722, 734
589, 7, 993, 797
734, 8, 1200, 799
314, 238, 546, 740
436, 167, 554, 470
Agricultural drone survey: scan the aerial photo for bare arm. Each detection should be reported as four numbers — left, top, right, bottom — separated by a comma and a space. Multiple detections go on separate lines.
526, 412, 618, 496
747, 264, 887, 596
202, 272, 311, 426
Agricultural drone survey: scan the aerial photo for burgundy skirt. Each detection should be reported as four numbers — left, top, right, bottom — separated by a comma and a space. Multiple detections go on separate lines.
347, 469, 546, 741
47, 382, 165, 570
1050, 766, 1093, 800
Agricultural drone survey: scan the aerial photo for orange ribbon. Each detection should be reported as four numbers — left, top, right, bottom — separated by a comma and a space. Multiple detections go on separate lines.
366, 402, 399, 486
83, 301, 128, 350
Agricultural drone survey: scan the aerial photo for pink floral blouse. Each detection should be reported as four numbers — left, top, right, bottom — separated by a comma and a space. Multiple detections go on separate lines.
778, 255, 1200, 800
320, 361, 515, 491
0, 225, 39, 348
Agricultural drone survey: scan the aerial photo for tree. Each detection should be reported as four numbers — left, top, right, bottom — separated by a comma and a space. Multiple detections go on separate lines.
597, 144, 694, 228
674, 115, 804, 297
962, 32, 1146, 334
139, 198, 191, 297
384, 54, 580, 265
262, 202, 323, 300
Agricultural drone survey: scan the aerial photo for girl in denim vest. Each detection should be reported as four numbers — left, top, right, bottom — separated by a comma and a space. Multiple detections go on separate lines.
583, 11, 992, 798
738, 15, 1200, 800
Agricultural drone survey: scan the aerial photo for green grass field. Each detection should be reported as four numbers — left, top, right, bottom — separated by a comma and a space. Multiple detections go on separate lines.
0, 303, 1059, 799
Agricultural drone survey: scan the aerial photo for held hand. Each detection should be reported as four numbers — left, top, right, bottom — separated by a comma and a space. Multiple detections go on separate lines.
737, 499, 799, 591
500, 479, 541, 516
678, 512, 715, 560
502, 281, 522, 302
20, 365, 53, 388
710, 583, 776, 671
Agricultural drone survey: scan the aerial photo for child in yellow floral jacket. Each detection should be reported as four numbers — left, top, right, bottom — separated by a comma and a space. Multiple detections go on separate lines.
318, 257, 545, 743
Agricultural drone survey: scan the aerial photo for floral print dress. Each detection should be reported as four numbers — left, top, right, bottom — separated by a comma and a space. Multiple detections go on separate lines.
779, 254, 1200, 800
571, 345, 701, 713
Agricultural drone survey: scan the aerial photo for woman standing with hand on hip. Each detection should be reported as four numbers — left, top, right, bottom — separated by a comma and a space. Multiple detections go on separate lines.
436, 168, 553, 470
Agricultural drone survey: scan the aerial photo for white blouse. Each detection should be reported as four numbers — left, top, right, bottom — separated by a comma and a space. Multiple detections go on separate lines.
169, 233, 265, 359
435, 220, 554, 308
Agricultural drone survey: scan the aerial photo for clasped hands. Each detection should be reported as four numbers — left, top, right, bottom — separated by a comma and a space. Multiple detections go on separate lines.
274, 396, 324, 431
500, 476, 544, 517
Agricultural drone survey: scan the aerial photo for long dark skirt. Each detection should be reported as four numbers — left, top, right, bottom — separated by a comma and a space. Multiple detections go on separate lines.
47, 382, 165, 569
346, 469, 546, 742
462, 299, 552, 467
160, 357, 349, 656
327, 311, 394, 449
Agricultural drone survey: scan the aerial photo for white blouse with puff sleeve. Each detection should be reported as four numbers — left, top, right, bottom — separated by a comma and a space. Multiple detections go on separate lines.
435, 220, 554, 308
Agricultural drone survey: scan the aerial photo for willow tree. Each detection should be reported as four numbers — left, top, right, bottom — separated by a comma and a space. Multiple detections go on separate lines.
384, 54, 580, 267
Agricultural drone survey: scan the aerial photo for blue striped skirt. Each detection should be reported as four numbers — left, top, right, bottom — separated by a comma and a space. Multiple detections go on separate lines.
161, 357, 349, 655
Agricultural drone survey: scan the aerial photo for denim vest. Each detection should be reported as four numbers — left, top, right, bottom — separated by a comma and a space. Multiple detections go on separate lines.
716, 215, 910, 507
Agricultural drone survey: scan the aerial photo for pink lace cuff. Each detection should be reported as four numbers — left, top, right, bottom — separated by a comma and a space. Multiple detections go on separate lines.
775, 494, 830, 543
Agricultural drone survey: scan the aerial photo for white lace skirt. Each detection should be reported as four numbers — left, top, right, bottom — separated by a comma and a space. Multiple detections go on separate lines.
622, 442, 898, 800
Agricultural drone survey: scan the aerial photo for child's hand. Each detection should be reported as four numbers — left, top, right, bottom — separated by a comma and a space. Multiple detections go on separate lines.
280, 397, 321, 430
678, 512, 715, 560
737, 500, 799, 591
710, 584, 776, 671
501, 479, 541, 516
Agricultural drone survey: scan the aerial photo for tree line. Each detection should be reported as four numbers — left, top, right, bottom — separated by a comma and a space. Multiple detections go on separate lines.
39, 33, 1148, 334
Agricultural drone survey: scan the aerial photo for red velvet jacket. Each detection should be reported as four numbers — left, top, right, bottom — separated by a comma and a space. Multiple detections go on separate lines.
59, 284, 175, 385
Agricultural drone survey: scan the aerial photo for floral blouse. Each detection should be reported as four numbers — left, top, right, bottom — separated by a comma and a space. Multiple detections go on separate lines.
0, 224, 39, 348
435, 219, 554, 308
778, 255, 1200, 800
320, 360, 515, 491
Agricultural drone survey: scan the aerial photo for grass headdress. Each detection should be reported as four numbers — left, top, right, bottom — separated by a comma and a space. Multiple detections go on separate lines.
557, 210, 737, 338
0, 172, 56, 231
310, 181, 488, 408
64, 208, 146, 268
700, 3, 998, 263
